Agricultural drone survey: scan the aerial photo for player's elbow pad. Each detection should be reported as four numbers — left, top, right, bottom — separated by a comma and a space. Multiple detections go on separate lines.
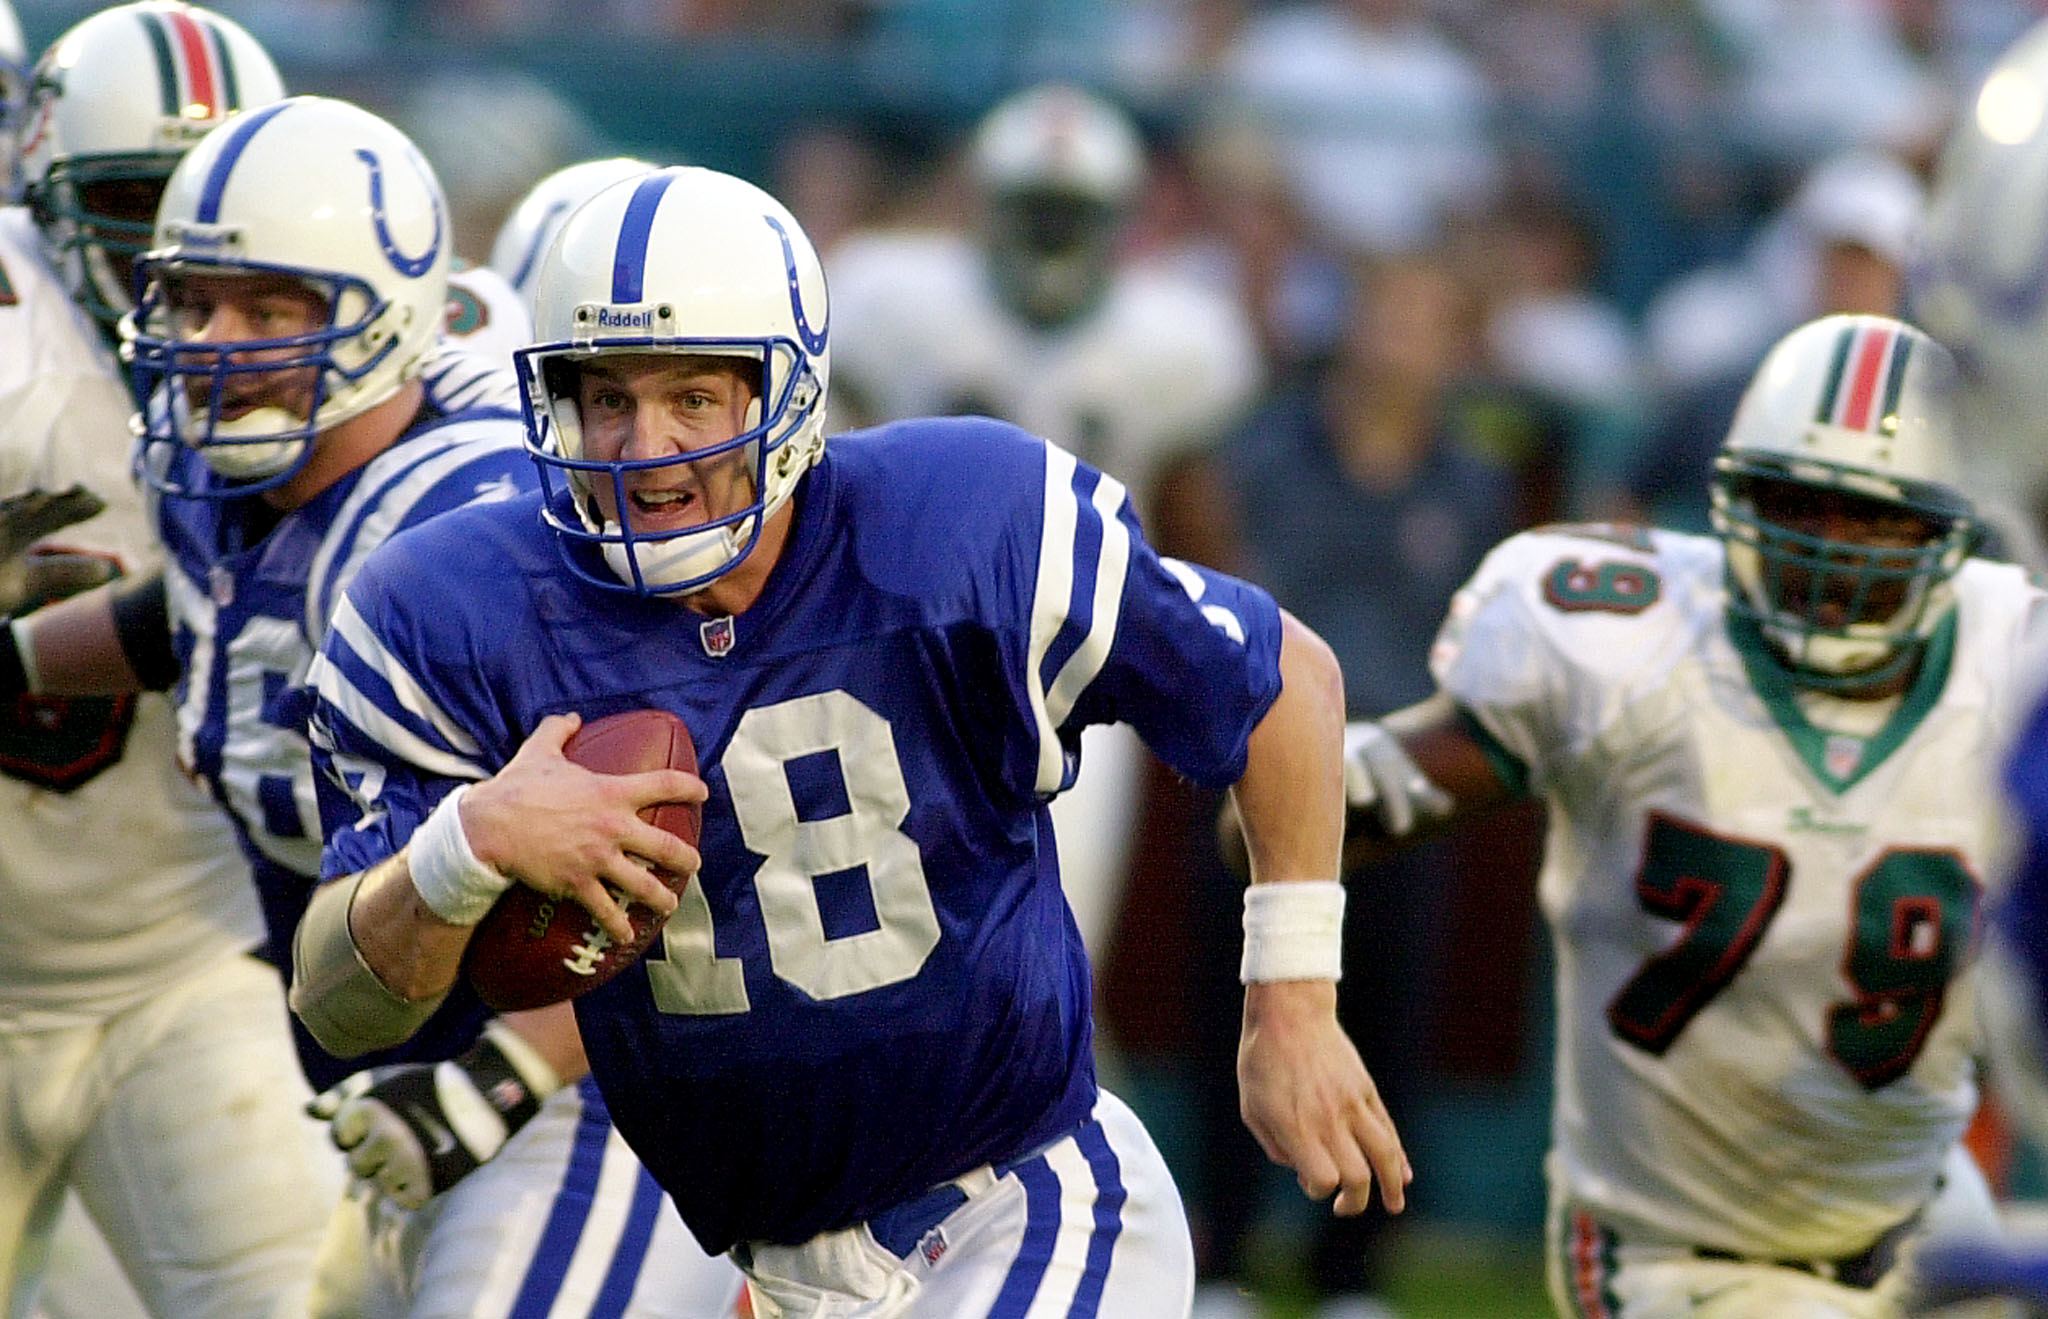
110, 574, 178, 691
290, 872, 450, 1057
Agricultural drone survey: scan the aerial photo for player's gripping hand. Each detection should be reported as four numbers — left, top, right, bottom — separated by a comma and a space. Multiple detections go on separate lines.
459, 713, 698, 945
1238, 980, 1411, 1218
1343, 720, 1451, 837
0, 485, 110, 614
307, 1020, 561, 1209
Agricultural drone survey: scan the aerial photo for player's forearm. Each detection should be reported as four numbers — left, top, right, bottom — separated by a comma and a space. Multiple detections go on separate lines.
9, 572, 175, 695
348, 850, 480, 1000
499, 1003, 590, 1086
290, 854, 467, 1057
1230, 610, 1346, 888
1339, 693, 1521, 872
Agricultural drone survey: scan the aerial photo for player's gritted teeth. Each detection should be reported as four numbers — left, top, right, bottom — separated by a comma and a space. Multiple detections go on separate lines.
626, 485, 700, 529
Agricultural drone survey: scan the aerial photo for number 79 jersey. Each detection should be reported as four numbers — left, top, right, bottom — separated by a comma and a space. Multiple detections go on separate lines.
1432, 525, 2044, 1258
308, 417, 1284, 1253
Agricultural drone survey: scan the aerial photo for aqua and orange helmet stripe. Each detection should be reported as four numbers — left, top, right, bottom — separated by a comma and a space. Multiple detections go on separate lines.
1815, 320, 1914, 435
136, 6, 239, 121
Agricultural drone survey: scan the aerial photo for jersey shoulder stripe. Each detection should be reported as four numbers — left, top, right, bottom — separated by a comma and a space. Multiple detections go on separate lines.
306, 603, 490, 787
1026, 442, 1132, 793
421, 344, 522, 415
304, 413, 530, 640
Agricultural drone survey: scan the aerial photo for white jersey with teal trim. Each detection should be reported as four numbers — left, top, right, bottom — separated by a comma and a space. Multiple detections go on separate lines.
827, 230, 1261, 509
1431, 524, 2042, 1258
0, 205, 260, 1027
441, 262, 533, 377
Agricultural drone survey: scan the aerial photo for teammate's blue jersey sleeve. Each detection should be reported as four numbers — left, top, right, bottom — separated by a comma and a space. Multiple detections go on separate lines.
2002, 691, 2048, 1017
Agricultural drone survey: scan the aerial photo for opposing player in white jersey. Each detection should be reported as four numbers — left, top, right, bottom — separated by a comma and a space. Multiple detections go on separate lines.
829, 84, 1261, 955
0, 7, 341, 1316
2, 95, 738, 1317
1329, 314, 2029, 1318
441, 261, 532, 374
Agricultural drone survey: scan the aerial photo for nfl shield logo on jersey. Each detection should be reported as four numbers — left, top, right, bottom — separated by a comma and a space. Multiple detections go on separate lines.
209, 564, 235, 607
1824, 734, 1864, 782
700, 615, 735, 658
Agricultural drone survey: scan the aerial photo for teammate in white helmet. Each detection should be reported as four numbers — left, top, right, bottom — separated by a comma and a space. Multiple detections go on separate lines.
0, 6, 340, 1316
1306, 315, 2029, 1318
5, 94, 740, 1317
489, 155, 656, 314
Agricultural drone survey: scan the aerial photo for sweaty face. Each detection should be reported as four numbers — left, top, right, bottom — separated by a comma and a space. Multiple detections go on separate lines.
159, 270, 332, 423
1743, 478, 1948, 628
574, 353, 761, 534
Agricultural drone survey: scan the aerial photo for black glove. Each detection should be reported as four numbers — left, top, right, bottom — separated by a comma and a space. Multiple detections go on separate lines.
306, 1020, 561, 1209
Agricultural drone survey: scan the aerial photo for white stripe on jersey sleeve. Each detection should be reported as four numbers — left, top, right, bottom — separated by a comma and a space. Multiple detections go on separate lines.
306, 647, 490, 783
303, 422, 524, 641
1025, 445, 1132, 796
422, 344, 523, 414
1044, 471, 1130, 726
329, 596, 484, 757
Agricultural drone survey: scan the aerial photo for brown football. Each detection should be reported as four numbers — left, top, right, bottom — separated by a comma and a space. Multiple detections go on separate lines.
463, 709, 701, 1012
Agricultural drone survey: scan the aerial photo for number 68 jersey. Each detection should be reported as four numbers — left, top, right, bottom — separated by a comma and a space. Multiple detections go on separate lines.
1431, 524, 2044, 1259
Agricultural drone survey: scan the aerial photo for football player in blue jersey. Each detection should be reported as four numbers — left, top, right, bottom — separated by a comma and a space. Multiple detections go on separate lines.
288, 163, 1409, 1318
0, 97, 739, 1317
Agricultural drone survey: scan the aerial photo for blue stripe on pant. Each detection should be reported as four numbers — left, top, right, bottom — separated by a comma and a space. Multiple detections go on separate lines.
509, 1084, 611, 1318
1068, 1121, 1127, 1318
986, 1118, 1129, 1318
588, 1169, 664, 1318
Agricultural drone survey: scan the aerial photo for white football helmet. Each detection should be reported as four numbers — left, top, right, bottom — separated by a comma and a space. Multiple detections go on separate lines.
127, 95, 449, 496
20, 2, 283, 329
970, 83, 1144, 328
1709, 314, 1975, 688
488, 156, 656, 314
519, 166, 829, 596
1917, 18, 2048, 557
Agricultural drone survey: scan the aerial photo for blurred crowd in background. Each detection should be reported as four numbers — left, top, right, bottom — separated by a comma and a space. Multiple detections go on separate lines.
16, 0, 2044, 1313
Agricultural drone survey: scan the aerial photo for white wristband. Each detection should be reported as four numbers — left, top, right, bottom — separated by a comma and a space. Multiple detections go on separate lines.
1241, 881, 1346, 983
408, 785, 513, 926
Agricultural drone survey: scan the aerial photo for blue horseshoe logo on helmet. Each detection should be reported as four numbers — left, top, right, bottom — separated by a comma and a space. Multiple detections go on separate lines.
356, 147, 443, 279
765, 215, 828, 355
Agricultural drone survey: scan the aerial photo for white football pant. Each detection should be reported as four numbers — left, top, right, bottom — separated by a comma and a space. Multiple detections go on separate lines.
0, 953, 340, 1319
1547, 1144, 2009, 1318
739, 1088, 1193, 1319
311, 1076, 743, 1318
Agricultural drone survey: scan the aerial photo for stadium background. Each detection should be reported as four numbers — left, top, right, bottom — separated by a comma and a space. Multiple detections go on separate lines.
14, 0, 2046, 1314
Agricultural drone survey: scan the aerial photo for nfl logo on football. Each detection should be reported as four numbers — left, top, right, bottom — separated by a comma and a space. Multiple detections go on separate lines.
700, 615, 735, 658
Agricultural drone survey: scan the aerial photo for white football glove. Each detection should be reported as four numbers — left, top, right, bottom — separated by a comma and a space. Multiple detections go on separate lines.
1343, 720, 1453, 837
307, 1019, 561, 1209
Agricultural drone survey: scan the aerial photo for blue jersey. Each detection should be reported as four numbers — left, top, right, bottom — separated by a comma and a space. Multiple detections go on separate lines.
149, 349, 531, 1084
309, 417, 1283, 1252
2003, 691, 2048, 1010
